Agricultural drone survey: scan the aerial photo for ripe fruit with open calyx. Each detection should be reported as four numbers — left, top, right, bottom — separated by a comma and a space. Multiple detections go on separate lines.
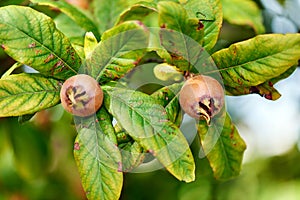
179, 75, 224, 124
60, 74, 103, 117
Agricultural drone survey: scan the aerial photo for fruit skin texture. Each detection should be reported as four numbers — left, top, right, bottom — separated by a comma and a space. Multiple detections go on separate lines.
60, 74, 103, 117
179, 75, 224, 123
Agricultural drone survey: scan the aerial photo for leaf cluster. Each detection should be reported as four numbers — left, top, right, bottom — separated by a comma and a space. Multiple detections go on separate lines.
0, 0, 299, 200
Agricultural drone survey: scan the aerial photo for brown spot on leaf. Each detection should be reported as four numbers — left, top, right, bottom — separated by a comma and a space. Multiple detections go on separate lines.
114, 66, 120, 72
264, 93, 273, 100
136, 20, 144, 26
133, 60, 139, 66
28, 43, 36, 48
232, 46, 237, 55
54, 60, 63, 68
148, 149, 156, 155
230, 129, 234, 139
159, 119, 169, 123
117, 162, 123, 172
249, 86, 260, 94
44, 54, 54, 63
51, 60, 65, 76
161, 23, 166, 28
197, 21, 204, 30
74, 142, 80, 150
237, 79, 243, 85
35, 49, 42, 55
1, 44, 6, 50
66, 46, 71, 54
268, 81, 273, 87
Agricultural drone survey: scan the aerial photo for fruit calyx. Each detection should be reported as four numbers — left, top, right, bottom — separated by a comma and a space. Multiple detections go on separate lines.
179, 75, 224, 124
60, 74, 103, 117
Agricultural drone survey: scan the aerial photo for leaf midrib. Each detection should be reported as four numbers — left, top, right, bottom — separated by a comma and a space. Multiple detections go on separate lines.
0, 88, 58, 98
1, 9, 78, 74
209, 47, 298, 74
95, 29, 145, 81
108, 88, 175, 151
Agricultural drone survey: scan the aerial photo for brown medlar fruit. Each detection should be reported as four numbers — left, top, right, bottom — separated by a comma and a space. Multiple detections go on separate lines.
60, 74, 103, 117
179, 75, 224, 124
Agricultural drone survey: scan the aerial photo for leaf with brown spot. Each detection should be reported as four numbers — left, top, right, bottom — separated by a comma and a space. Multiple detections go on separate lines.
116, 1, 157, 24
151, 82, 183, 126
183, 0, 223, 52
221, 0, 265, 34
0, 6, 81, 80
198, 111, 246, 180
87, 21, 149, 83
103, 86, 195, 182
31, 0, 101, 40
211, 34, 300, 97
74, 114, 123, 200
0, 73, 61, 117
225, 65, 297, 100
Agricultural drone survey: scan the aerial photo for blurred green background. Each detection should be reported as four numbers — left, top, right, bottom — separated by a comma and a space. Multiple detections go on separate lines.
1, 0, 300, 199
1, 102, 300, 200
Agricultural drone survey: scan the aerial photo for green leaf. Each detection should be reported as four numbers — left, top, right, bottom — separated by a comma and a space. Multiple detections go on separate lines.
226, 81, 281, 100
158, 1, 204, 45
74, 115, 123, 200
1, 62, 22, 78
54, 13, 85, 39
221, 0, 265, 34
31, 0, 101, 40
92, 0, 131, 34
103, 86, 195, 182
87, 21, 149, 83
18, 113, 36, 124
211, 34, 300, 90
151, 83, 183, 125
159, 26, 213, 73
116, 131, 133, 144
120, 141, 145, 172
225, 65, 297, 100
0, 6, 81, 80
96, 107, 118, 145
116, 2, 157, 25
198, 111, 246, 180
84, 32, 98, 59
268, 65, 297, 84
0, 0, 25, 6
183, 0, 223, 52
71, 38, 85, 61
153, 63, 183, 81
158, 1, 217, 72
9, 123, 50, 180
0, 73, 61, 117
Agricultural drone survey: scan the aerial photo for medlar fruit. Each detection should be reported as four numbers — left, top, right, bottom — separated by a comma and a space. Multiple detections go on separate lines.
60, 74, 103, 117
179, 75, 224, 124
